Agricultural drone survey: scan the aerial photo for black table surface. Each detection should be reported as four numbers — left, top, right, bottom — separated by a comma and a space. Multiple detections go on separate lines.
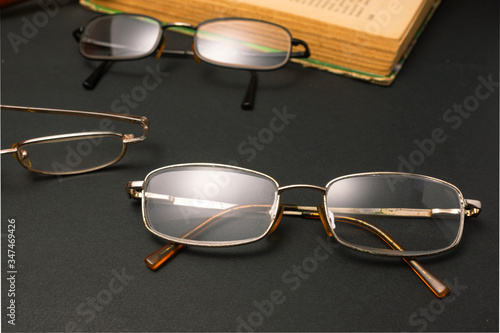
1, 0, 498, 332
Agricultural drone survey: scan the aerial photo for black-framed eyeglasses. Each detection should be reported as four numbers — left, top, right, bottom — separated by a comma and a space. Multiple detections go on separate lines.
126, 163, 482, 298
73, 14, 311, 110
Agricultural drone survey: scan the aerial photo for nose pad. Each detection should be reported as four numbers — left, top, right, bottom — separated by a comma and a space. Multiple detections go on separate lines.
316, 204, 333, 237
268, 204, 285, 235
18, 149, 32, 168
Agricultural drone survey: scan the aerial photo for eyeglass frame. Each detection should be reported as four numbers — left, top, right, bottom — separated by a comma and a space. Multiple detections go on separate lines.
1, 105, 149, 175
73, 14, 311, 110
126, 163, 482, 298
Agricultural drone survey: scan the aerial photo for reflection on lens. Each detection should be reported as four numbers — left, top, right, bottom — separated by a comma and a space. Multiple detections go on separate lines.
80, 15, 162, 60
143, 165, 279, 245
194, 19, 292, 70
18, 134, 125, 175
325, 174, 463, 254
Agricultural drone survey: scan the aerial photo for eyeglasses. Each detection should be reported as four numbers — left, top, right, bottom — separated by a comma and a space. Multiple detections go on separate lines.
73, 14, 310, 110
1, 105, 149, 175
126, 163, 481, 298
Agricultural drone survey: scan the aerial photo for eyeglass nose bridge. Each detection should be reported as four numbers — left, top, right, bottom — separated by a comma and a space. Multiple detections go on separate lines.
278, 184, 326, 193
270, 184, 333, 237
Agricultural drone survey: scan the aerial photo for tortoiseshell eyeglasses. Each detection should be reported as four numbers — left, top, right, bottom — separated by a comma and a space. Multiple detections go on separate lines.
127, 163, 481, 298
1, 105, 148, 175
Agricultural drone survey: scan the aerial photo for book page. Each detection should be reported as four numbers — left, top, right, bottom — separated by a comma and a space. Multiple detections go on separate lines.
236, 0, 426, 40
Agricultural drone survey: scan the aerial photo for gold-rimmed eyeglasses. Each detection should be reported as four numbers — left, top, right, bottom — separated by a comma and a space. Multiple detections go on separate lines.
126, 163, 481, 298
1, 105, 149, 175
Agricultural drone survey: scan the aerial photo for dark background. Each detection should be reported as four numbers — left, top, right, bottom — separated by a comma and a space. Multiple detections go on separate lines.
1, 0, 498, 332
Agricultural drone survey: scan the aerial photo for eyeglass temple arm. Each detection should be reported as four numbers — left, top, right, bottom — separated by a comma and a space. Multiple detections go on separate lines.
288, 204, 451, 298
240, 37, 310, 111
281, 200, 481, 298
241, 71, 257, 111
161, 39, 258, 111
72, 27, 113, 90
144, 204, 275, 270
0, 148, 18, 155
129, 189, 481, 219
284, 200, 481, 219
1, 105, 149, 144
133, 195, 455, 298
141, 201, 449, 297
82, 61, 112, 90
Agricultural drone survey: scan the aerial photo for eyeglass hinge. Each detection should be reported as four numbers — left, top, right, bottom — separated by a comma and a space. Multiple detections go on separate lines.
126, 181, 144, 200
464, 199, 481, 218
123, 134, 136, 144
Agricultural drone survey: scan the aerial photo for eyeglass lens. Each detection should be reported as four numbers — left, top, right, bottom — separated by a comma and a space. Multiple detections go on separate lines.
17, 134, 125, 175
80, 15, 162, 59
194, 19, 292, 69
143, 165, 279, 244
326, 174, 462, 254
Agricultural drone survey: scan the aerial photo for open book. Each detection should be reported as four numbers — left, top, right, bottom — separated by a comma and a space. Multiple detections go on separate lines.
79, 0, 441, 85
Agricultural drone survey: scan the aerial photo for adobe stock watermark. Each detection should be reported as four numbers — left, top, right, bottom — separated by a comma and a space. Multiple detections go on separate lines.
51, 64, 168, 180
172, 104, 294, 224
176, 169, 233, 223
110, 64, 170, 114
236, 236, 339, 332
407, 277, 467, 331
7, 0, 71, 54
237, 106, 297, 162
396, 74, 498, 174
64, 268, 135, 332
340, 0, 404, 57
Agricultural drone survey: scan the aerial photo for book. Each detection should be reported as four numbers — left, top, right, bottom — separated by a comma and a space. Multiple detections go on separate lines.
79, 0, 441, 85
